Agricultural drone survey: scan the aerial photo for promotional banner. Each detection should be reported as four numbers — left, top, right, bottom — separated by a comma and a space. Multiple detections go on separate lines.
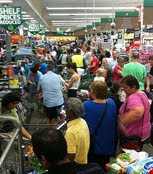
28, 21, 40, 35
0, 7, 24, 32
140, 45, 153, 64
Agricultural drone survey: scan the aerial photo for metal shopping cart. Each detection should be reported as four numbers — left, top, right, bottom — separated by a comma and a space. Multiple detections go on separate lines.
79, 73, 95, 90
0, 116, 24, 174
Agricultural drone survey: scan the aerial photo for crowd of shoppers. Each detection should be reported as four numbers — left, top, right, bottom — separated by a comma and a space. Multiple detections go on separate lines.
1, 41, 153, 174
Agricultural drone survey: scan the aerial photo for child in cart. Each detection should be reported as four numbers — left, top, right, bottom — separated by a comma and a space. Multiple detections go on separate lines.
1, 92, 31, 140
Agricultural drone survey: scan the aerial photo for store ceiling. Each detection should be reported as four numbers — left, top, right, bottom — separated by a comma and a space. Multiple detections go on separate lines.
0, 0, 141, 31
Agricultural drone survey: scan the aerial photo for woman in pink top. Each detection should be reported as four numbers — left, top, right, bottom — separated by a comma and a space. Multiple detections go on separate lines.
118, 75, 151, 151
113, 57, 124, 82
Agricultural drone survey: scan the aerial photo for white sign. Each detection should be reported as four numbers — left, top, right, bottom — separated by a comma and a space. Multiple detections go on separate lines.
0, 7, 21, 25
29, 22, 40, 32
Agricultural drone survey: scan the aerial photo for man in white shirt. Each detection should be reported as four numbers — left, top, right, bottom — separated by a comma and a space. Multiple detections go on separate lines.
84, 46, 92, 66
107, 50, 118, 69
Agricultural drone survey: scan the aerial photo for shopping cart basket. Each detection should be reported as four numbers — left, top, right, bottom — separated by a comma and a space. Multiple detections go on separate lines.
79, 73, 95, 90
0, 116, 24, 174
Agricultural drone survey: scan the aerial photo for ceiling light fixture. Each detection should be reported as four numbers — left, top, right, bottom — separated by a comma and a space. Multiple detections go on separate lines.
52, 20, 100, 23
66, 28, 71, 32
92, 0, 96, 31
23, 17, 34, 20
0, 0, 13, 3
49, 13, 113, 16
53, 24, 81, 26
84, 0, 88, 31
73, 17, 100, 20
47, 7, 137, 10
21, 11, 27, 14
23, 15, 31, 17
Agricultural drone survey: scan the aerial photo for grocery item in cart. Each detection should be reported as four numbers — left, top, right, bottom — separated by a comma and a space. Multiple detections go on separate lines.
126, 157, 153, 174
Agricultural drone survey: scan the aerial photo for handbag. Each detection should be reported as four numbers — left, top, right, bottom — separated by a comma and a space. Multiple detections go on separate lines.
89, 100, 108, 155
119, 94, 145, 151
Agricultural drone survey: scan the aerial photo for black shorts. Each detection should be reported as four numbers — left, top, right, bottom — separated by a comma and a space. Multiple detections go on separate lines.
44, 105, 63, 119
68, 89, 78, 98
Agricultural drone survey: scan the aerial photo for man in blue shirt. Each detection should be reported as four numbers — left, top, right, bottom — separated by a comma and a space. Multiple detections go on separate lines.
38, 64, 64, 124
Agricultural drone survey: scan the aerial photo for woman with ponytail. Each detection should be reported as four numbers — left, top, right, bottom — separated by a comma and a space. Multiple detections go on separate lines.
65, 62, 81, 98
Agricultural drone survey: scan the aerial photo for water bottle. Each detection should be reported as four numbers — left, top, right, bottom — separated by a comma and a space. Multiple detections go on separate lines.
119, 90, 126, 102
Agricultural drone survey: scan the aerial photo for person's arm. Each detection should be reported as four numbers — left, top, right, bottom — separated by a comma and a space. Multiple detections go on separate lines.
48, 54, 53, 62
22, 126, 31, 140
119, 107, 144, 125
115, 67, 122, 75
66, 76, 78, 89
116, 69, 122, 75
122, 66, 127, 77
27, 77, 33, 85
88, 62, 96, 69
146, 75, 151, 93
65, 131, 76, 162
67, 154, 76, 162
104, 69, 108, 78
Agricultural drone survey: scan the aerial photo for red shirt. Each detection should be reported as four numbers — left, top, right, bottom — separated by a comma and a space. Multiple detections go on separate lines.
90, 57, 99, 73
113, 65, 122, 81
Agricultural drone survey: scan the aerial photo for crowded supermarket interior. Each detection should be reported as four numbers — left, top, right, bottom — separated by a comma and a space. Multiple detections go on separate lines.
0, 0, 153, 173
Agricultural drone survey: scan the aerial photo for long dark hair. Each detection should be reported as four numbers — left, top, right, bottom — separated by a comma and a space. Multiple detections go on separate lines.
66, 62, 78, 73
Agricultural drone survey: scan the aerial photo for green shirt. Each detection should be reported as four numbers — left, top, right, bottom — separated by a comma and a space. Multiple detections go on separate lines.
122, 62, 147, 91
3, 108, 20, 123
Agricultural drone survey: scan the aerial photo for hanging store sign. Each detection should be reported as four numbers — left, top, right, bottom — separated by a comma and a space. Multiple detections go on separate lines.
39, 27, 45, 35
101, 18, 112, 30
0, 7, 24, 32
115, 12, 139, 29
28, 22, 40, 35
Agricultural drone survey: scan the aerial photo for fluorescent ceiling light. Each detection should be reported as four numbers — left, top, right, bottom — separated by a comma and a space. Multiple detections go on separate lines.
73, 18, 101, 20
66, 29, 71, 32
30, 19, 37, 22
23, 17, 34, 20
53, 24, 91, 26
0, 0, 13, 3
49, 13, 112, 16
23, 15, 31, 17
54, 24, 79, 26
52, 20, 100, 23
21, 11, 27, 14
47, 7, 137, 10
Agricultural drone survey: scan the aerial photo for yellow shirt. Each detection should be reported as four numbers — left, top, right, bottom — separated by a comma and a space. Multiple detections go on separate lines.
65, 118, 90, 164
71, 55, 84, 68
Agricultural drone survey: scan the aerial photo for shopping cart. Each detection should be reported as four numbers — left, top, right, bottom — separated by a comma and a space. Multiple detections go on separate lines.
79, 73, 95, 90
0, 116, 24, 174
